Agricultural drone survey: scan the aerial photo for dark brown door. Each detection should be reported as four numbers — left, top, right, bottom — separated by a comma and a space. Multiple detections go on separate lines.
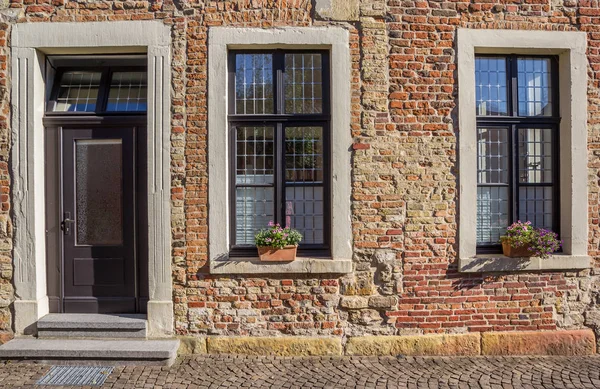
62, 127, 136, 313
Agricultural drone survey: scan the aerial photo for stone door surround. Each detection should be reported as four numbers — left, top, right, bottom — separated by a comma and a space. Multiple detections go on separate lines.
11, 21, 173, 336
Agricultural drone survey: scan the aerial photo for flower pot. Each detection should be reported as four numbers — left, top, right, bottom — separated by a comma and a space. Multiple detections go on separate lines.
257, 245, 298, 262
502, 241, 535, 258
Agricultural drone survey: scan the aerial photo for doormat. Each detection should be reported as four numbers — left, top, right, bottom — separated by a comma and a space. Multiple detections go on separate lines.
36, 365, 113, 386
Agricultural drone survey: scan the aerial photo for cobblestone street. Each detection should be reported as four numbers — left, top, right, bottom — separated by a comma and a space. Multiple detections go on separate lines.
0, 355, 599, 388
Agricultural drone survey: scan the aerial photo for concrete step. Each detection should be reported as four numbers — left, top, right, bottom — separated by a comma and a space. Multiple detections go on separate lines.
0, 338, 179, 366
37, 314, 147, 339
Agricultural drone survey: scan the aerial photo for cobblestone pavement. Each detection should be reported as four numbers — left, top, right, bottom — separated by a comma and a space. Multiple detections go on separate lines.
0, 355, 599, 388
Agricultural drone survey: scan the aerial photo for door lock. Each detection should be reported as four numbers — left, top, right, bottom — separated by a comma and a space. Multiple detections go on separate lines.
61, 212, 74, 235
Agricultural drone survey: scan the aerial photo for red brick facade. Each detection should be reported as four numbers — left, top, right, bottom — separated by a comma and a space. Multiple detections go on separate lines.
0, 0, 599, 344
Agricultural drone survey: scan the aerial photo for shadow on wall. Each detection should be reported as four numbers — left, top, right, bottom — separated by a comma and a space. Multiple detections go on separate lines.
459, 257, 531, 273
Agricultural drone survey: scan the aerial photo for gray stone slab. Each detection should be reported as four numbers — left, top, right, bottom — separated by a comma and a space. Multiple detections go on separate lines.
210, 257, 353, 274
37, 314, 147, 330
0, 338, 179, 363
38, 329, 146, 339
459, 254, 590, 273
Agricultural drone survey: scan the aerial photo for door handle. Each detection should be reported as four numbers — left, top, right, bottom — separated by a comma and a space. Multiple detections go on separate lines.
61, 212, 74, 235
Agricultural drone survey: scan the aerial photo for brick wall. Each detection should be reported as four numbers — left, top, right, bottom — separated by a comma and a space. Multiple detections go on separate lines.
0, 0, 599, 343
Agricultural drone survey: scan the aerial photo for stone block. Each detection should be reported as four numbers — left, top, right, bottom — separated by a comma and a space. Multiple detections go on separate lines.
340, 296, 368, 309
0, 332, 12, 345
207, 337, 343, 356
481, 329, 596, 356
374, 251, 395, 264
340, 273, 375, 296
178, 336, 207, 355
349, 309, 382, 325
314, 0, 359, 21
368, 296, 398, 309
345, 333, 480, 356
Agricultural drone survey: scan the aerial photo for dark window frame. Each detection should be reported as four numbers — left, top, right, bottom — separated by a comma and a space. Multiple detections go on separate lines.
476, 54, 561, 253
227, 50, 332, 258
46, 63, 147, 116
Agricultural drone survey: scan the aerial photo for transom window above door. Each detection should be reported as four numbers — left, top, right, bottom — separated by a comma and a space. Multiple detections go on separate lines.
228, 50, 331, 256
475, 55, 560, 252
47, 63, 147, 114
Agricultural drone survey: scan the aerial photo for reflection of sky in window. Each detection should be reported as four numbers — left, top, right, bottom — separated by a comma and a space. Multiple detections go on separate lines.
518, 58, 552, 117
106, 72, 147, 112
235, 54, 274, 114
475, 57, 508, 116
54, 71, 101, 112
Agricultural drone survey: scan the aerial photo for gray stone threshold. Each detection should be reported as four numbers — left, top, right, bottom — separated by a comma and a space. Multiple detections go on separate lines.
0, 338, 179, 366
37, 314, 148, 339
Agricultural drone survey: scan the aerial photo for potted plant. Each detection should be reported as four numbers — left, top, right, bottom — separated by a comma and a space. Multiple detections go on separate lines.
500, 220, 561, 258
254, 221, 303, 262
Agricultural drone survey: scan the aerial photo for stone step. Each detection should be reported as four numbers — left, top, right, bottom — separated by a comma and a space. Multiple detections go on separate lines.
37, 314, 147, 339
0, 338, 179, 366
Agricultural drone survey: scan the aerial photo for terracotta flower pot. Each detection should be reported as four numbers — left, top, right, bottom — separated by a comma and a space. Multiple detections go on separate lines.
502, 241, 535, 258
257, 245, 298, 262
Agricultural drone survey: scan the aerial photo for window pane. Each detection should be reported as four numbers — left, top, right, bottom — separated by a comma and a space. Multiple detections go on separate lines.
54, 71, 101, 112
518, 186, 553, 230
285, 126, 323, 183
106, 71, 147, 112
518, 128, 553, 184
475, 57, 508, 116
236, 126, 275, 185
477, 187, 509, 245
518, 58, 552, 116
477, 127, 509, 184
75, 139, 123, 245
285, 186, 324, 244
284, 53, 323, 114
235, 54, 274, 114
235, 187, 274, 245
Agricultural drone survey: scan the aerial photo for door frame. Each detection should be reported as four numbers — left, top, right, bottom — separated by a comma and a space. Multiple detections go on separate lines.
44, 117, 148, 314
10, 20, 173, 336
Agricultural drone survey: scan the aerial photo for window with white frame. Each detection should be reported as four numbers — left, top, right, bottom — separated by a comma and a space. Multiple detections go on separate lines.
207, 27, 353, 272
456, 29, 589, 267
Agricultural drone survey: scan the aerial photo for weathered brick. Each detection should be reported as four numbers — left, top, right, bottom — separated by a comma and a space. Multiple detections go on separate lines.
0, 0, 597, 345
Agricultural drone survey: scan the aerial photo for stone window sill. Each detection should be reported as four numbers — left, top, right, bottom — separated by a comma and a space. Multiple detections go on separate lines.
459, 254, 590, 273
209, 256, 353, 275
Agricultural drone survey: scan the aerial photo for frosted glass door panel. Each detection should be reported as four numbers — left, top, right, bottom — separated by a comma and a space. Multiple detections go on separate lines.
75, 139, 123, 246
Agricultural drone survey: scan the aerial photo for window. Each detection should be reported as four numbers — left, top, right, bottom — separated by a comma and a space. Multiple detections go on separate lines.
208, 27, 352, 274
48, 65, 147, 114
475, 55, 559, 251
228, 51, 331, 256
457, 29, 588, 270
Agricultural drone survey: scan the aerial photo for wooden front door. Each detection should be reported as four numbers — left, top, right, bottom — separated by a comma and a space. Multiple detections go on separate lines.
61, 127, 137, 313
